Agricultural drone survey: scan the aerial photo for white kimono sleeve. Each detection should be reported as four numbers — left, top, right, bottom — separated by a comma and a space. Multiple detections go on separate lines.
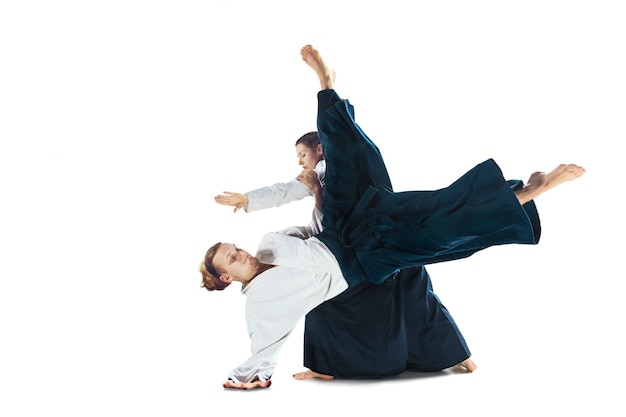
226, 295, 302, 384
244, 180, 313, 213
243, 160, 326, 214
227, 262, 346, 384
276, 206, 323, 239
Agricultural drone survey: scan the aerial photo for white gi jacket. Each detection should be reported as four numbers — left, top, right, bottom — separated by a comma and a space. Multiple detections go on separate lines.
227, 233, 348, 383
226, 161, 348, 383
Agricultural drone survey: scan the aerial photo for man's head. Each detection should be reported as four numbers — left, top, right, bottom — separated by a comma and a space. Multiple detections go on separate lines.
200, 242, 260, 291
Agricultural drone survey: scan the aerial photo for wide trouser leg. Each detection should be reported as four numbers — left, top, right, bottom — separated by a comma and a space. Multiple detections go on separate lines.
398, 267, 472, 371
350, 159, 541, 283
316, 89, 393, 232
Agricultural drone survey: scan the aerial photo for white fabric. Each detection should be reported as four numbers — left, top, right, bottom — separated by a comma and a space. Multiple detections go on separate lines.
226, 160, 336, 383
244, 161, 326, 237
227, 234, 348, 383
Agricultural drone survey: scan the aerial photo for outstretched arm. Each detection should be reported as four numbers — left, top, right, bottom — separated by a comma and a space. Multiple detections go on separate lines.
216, 181, 313, 214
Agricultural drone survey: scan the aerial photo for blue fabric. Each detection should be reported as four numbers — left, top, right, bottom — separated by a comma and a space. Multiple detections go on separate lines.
303, 89, 541, 378
315, 89, 541, 285
304, 266, 471, 378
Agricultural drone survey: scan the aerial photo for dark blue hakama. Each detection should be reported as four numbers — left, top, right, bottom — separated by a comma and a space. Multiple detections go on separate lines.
304, 266, 471, 378
315, 89, 541, 286
303, 88, 541, 378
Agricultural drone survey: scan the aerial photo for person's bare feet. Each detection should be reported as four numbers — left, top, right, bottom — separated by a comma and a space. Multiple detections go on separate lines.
301, 44, 335, 90
452, 358, 477, 372
515, 163, 586, 205
293, 369, 334, 381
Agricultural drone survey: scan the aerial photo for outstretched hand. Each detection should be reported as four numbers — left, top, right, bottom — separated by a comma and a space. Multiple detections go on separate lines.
214, 191, 248, 213
223, 379, 272, 390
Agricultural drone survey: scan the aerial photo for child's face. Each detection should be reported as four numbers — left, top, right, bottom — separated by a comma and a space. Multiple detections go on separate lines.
296, 143, 323, 170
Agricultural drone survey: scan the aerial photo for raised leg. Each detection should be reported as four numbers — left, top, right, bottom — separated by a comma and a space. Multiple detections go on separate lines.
301, 45, 335, 90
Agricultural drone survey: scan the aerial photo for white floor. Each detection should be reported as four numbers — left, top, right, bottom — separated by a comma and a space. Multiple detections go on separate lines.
2, 1, 625, 416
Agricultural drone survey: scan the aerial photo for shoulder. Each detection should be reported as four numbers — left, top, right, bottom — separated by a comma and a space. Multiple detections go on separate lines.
256, 233, 306, 264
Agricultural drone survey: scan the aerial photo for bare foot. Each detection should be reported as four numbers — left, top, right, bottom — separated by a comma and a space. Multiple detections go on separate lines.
301, 45, 335, 90
452, 358, 477, 373
515, 163, 586, 205
293, 369, 334, 381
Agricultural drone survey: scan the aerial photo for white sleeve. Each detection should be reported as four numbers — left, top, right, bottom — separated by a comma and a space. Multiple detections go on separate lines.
226, 338, 283, 383
244, 180, 313, 213
227, 267, 337, 383
276, 206, 323, 239
257, 234, 342, 275
227, 293, 289, 383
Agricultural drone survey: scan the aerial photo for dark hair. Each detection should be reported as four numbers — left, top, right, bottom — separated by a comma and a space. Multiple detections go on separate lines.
295, 131, 320, 151
199, 242, 231, 292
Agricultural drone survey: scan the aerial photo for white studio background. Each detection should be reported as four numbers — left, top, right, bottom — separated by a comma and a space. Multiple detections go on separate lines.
1, 1, 624, 416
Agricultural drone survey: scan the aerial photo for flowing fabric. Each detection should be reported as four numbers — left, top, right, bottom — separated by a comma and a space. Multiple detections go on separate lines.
304, 266, 471, 378
315, 89, 541, 285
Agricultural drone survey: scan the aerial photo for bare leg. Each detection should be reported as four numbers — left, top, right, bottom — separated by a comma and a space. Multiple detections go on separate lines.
293, 369, 334, 381
515, 163, 586, 205
451, 358, 477, 373
301, 45, 335, 90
